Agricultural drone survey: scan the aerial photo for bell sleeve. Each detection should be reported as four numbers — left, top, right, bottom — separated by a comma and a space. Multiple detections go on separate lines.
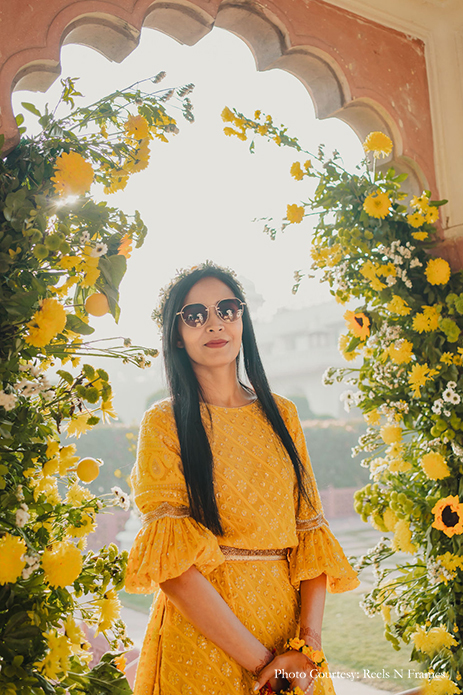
281, 399, 360, 594
125, 404, 225, 594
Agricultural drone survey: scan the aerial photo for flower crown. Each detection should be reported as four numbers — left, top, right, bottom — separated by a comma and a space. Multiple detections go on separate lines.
151, 260, 245, 328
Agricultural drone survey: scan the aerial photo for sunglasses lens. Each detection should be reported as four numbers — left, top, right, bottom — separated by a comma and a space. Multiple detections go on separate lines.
181, 304, 208, 327
217, 298, 243, 322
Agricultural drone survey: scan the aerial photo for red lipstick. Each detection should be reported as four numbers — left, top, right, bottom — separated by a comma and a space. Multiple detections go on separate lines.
205, 340, 228, 348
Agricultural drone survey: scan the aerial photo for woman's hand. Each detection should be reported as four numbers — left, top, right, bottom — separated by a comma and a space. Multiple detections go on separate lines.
253, 650, 317, 694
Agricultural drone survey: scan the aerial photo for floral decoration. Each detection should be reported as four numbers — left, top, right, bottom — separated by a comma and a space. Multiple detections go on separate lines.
222, 105, 463, 691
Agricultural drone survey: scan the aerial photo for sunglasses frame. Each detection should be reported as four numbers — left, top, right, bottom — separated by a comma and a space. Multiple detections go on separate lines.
176, 297, 246, 328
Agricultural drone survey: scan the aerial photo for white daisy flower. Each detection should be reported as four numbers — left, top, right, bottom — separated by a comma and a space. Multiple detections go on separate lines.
0, 391, 17, 411
90, 242, 108, 258
80, 230, 91, 243
442, 388, 455, 403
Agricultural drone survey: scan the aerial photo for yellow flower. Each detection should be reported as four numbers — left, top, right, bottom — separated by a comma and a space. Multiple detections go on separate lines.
94, 588, 121, 634
257, 125, 268, 135
42, 541, 83, 587
423, 673, 460, 695
33, 476, 62, 504
290, 162, 304, 181
364, 409, 380, 425
436, 552, 463, 583
363, 131, 393, 158
66, 412, 95, 439
412, 305, 440, 333
440, 352, 454, 365
344, 310, 370, 340
425, 257, 451, 285
274, 135, 282, 145
386, 295, 411, 315
118, 234, 133, 260
254, 110, 261, 119
66, 482, 95, 506
420, 452, 450, 480
35, 630, 72, 679
412, 231, 428, 241
221, 107, 234, 123
125, 139, 151, 173
286, 204, 305, 224
380, 604, 391, 624
363, 191, 391, 219
338, 334, 359, 361
58, 444, 80, 475
388, 457, 412, 473
426, 206, 439, 224
124, 114, 150, 140
0, 533, 27, 585
304, 160, 311, 170
412, 625, 458, 655
360, 260, 386, 292
67, 511, 97, 538
388, 339, 413, 364
407, 211, 425, 228
380, 424, 402, 445
408, 363, 438, 397
114, 654, 126, 673
432, 495, 463, 537
383, 508, 399, 532
103, 169, 129, 195
51, 151, 94, 197
411, 194, 429, 212
25, 298, 67, 348
391, 519, 416, 553
100, 396, 118, 424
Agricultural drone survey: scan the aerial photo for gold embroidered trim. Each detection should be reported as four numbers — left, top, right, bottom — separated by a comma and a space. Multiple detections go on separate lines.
219, 545, 288, 561
141, 502, 190, 526
296, 513, 327, 532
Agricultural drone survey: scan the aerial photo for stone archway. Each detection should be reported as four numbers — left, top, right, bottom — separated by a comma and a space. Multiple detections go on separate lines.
1, 0, 434, 194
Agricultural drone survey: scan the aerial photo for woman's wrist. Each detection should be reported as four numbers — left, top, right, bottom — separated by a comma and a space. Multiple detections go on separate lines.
251, 647, 274, 676
299, 626, 322, 650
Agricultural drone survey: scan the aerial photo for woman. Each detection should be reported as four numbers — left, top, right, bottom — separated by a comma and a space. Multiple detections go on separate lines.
125, 261, 359, 695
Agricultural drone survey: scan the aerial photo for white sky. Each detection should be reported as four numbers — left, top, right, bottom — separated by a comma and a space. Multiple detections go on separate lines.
12, 27, 364, 419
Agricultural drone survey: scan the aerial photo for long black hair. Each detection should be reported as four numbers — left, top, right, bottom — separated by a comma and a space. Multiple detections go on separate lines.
161, 263, 312, 535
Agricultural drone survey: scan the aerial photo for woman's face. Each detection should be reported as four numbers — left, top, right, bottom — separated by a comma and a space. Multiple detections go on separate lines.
177, 277, 243, 372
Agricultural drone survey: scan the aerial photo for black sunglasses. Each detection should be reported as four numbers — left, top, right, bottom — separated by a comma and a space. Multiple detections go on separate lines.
176, 297, 245, 328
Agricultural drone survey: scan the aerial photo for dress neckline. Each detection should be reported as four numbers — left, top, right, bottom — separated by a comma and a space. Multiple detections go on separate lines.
203, 398, 258, 410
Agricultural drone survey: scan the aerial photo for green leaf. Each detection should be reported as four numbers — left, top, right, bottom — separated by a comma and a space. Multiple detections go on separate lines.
99, 254, 127, 289
15, 113, 24, 126
21, 102, 41, 117
65, 314, 95, 335
57, 370, 74, 385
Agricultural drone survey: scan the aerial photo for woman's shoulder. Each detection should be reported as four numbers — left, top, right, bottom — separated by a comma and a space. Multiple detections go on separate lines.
272, 392, 298, 418
141, 397, 176, 433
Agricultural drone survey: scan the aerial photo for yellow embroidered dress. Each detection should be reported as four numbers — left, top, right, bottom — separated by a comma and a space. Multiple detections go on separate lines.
125, 395, 359, 695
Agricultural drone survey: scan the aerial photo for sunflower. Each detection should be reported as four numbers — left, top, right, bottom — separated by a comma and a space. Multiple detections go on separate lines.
363, 191, 391, 219
344, 310, 370, 340
432, 495, 463, 537
363, 131, 393, 158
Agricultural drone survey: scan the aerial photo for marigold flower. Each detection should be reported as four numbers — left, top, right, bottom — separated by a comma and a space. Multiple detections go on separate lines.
407, 211, 425, 228
432, 495, 463, 537
363, 131, 393, 158
425, 257, 451, 285
383, 508, 399, 532
290, 162, 304, 181
124, 114, 150, 140
51, 151, 94, 197
0, 533, 27, 585
286, 204, 305, 224
42, 541, 83, 587
104, 169, 129, 195
257, 125, 268, 136
380, 424, 402, 445
363, 191, 391, 219
408, 362, 438, 397
412, 625, 458, 656
344, 310, 370, 340
25, 298, 67, 348
386, 295, 411, 316
420, 452, 450, 481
